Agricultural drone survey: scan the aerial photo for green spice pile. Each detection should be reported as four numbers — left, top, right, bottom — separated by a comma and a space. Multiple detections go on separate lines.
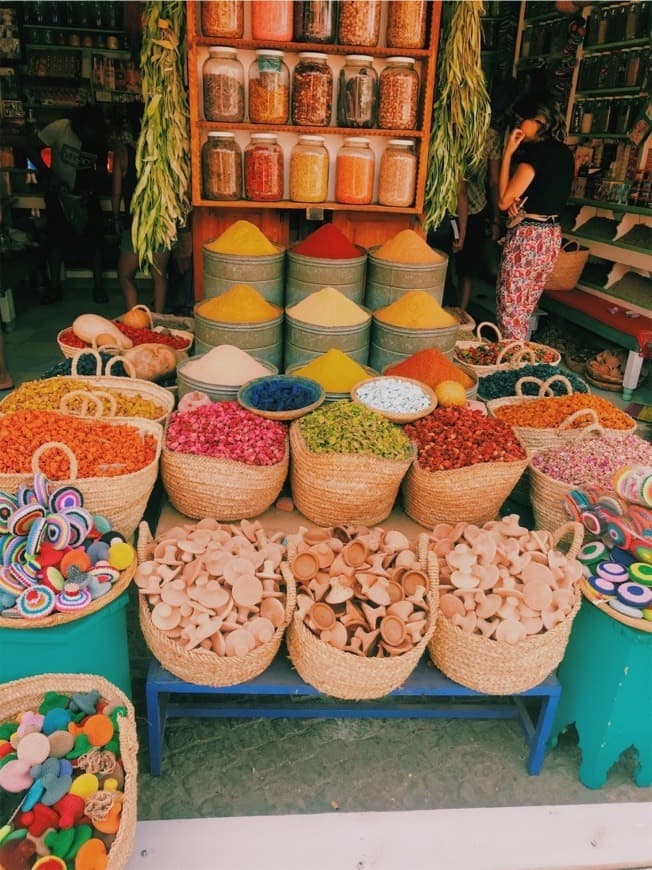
299, 401, 412, 459
477, 365, 589, 401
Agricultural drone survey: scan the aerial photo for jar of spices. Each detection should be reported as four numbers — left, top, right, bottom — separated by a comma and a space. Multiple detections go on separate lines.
293, 0, 336, 43
378, 139, 417, 207
624, 50, 641, 87
378, 57, 420, 130
201, 132, 242, 201
335, 137, 375, 205
251, 0, 293, 41
244, 133, 284, 202
386, 0, 428, 49
201, 0, 243, 38
580, 102, 594, 133
249, 50, 290, 125
68, 31, 80, 47
202, 46, 244, 123
292, 52, 333, 127
290, 135, 329, 202
338, 0, 382, 47
337, 54, 377, 128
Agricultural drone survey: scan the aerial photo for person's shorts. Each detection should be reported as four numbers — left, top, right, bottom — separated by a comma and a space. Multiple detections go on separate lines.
457, 211, 487, 279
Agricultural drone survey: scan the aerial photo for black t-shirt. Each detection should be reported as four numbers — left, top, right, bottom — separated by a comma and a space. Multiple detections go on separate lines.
517, 138, 575, 215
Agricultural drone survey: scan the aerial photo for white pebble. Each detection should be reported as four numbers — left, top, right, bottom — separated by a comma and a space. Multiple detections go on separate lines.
357, 379, 430, 414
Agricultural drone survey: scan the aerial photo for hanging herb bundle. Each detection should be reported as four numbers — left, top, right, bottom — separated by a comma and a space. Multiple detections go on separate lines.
131, 1, 191, 270
424, 1, 490, 231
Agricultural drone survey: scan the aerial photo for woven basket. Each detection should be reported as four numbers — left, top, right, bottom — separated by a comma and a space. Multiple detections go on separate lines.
543, 239, 590, 292
126, 304, 195, 335
429, 521, 584, 694
454, 322, 561, 378
0, 673, 137, 869
161, 434, 289, 522
403, 450, 529, 528
136, 522, 295, 687
0, 418, 163, 539
444, 307, 476, 339
285, 535, 438, 700
67, 348, 137, 379
0, 558, 135, 630
289, 422, 415, 527
58, 323, 193, 358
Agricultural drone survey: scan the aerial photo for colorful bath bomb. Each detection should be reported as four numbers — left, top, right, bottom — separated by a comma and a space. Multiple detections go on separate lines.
108, 542, 135, 572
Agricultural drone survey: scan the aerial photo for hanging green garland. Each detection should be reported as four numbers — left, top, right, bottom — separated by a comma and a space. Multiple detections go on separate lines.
424, 1, 490, 231
131, 1, 191, 270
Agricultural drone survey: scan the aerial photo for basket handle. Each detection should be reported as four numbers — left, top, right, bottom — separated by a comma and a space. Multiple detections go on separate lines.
70, 348, 102, 377
551, 521, 584, 560
541, 374, 574, 397
426, 550, 440, 620
105, 355, 136, 378
129, 304, 154, 329
510, 347, 537, 367
560, 239, 583, 253
556, 407, 600, 434
515, 376, 547, 397
59, 389, 104, 418
31, 441, 79, 480
280, 562, 298, 630
90, 389, 118, 417
475, 321, 502, 343
137, 520, 154, 563
495, 340, 524, 364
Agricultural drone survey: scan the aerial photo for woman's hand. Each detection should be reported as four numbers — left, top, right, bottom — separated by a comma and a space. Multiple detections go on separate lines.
507, 200, 522, 218
504, 128, 525, 156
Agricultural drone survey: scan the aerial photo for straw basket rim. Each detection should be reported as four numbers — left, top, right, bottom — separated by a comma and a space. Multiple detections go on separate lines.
57, 325, 193, 357
350, 375, 438, 423
581, 577, 652, 634
486, 394, 637, 439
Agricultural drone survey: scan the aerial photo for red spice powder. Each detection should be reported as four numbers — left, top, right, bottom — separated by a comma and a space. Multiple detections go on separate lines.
292, 224, 362, 259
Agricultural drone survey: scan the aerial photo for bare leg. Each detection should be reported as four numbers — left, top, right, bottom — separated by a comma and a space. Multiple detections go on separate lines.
151, 251, 170, 314
0, 332, 13, 390
119, 250, 140, 310
458, 276, 472, 312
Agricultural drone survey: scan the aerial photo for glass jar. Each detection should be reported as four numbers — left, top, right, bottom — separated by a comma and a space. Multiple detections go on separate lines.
338, 0, 382, 47
386, 0, 428, 49
624, 50, 641, 87
335, 137, 375, 204
251, 0, 293, 41
580, 101, 594, 133
201, 1, 243, 38
248, 50, 290, 125
378, 57, 420, 130
201, 132, 242, 201
292, 52, 333, 127
378, 139, 417, 207
290, 135, 329, 202
202, 46, 245, 123
293, 0, 336, 43
244, 133, 284, 202
337, 55, 377, 128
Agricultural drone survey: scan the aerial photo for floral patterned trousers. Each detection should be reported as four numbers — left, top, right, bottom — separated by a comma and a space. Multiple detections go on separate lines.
496, 222, 562, 341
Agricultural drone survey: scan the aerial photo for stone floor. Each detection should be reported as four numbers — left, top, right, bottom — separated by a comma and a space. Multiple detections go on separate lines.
2, 283, 651, 823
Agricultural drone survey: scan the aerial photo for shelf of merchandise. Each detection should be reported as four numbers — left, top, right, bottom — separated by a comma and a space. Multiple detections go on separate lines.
568, 197, 652, 217
581, 36, 649, 54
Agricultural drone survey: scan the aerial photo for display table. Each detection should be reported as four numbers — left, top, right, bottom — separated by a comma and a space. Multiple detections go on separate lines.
549, 600, 652, 789
145, 655, 561, 777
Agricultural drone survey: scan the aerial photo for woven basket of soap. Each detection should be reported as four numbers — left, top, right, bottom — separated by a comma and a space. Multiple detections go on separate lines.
427, 518, 584, 694
136, 520, 295, 687
285, 528, 437, 700
454, 322, 561, 378
0, 673, 138, 869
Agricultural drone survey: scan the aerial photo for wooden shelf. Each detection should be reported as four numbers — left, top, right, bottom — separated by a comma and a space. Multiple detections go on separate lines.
576, 86, 645, 98
568, 197, 652, 217
582, 37, 650, 55
191, 36, 431, 57
26, 24, 124, 35
565, 232, 651, 270
25, 43, 130, 58
193, 198, 419, 213
523, 12, 565, 25
197, 120, 424, 138
570, 132, 632, 140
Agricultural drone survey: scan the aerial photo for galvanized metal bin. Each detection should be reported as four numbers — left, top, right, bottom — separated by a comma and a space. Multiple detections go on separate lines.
203, 245, 285, 306
285, 248, 367, 306
365, 246, 448, 311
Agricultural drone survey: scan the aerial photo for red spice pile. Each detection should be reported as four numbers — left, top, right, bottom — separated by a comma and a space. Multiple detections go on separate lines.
292, 224, 362, 259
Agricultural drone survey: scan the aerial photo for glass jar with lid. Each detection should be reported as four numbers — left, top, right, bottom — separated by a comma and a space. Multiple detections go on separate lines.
386, 0, 428, 49
290, 135, 329, 202
292, 53, 333, 126
378, 139, 417, 207
338, 0, 382, 47
244, 133, 284, 202
378, 57, 420, 130
202, 46, 245, 123
337, 55, 378, 129
201, 1, 243, 38
335, 137, 375, 204
251, 0, 293, 41
293, 0, 336, 43
201, 132, 242, 201
249, 50, 290, 125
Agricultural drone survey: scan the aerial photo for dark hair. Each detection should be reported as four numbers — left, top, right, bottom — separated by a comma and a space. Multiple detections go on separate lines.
510, 97, 567, 142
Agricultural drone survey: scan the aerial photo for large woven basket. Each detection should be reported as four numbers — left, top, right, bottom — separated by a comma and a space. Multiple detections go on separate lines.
0, 673, 138, 869
543, 239, 590, 292
161, 435, 289, 522
0, 418, 163, 539
454, 321, 561, 378
57, 323, 193, 358
402, 451, 529, 528
289, 422, 415, 526
137, 522, 295, 687
285, 535, 438, 700
429, 521, 584, 694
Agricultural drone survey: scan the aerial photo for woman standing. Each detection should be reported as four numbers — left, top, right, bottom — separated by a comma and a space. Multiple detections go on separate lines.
496, 99, 574, 340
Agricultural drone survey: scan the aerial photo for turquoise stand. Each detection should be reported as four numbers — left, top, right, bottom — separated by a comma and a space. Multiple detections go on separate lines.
550, 599, 652, 789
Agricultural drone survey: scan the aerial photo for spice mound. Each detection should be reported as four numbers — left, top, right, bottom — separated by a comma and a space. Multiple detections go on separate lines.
292, 349, 371, 393
292, 224, 362, 259
354, 377, 432, 416
288, 524, 429, 657
286, 287, 369, 327
181, 345, 271, 387
492, 394, 635, 430
374, 229, 444, 264
136, 518, 287, 654
196, 285, 280, 323
59, 323, 189, 352
477, 364, 589, 400
431, 515, 582, 642
374, 290, 458, 329
205, 220, 279, 256
167, 401, 287, 466
405, 407, 526, 471
0, 411, 157, 478
531, 434, 652, 488
299, 400, 412, 459
385, 348, 474, 391
242, 376, 321, 412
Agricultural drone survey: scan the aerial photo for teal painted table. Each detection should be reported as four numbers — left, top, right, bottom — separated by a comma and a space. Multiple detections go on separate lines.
550, 599, 652, 789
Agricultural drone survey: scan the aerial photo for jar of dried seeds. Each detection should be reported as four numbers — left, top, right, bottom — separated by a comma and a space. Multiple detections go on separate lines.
337, 0, 382, 46
201, 132, 242, 201
378, 139, 417, 207
201, 1, 243, 38
292, 52, 333, 127
249, 49, 290, 125
386, 0, 428, 49
290, 135, 329, 202
202, 46, 245, 123
378, 57, 419, 130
